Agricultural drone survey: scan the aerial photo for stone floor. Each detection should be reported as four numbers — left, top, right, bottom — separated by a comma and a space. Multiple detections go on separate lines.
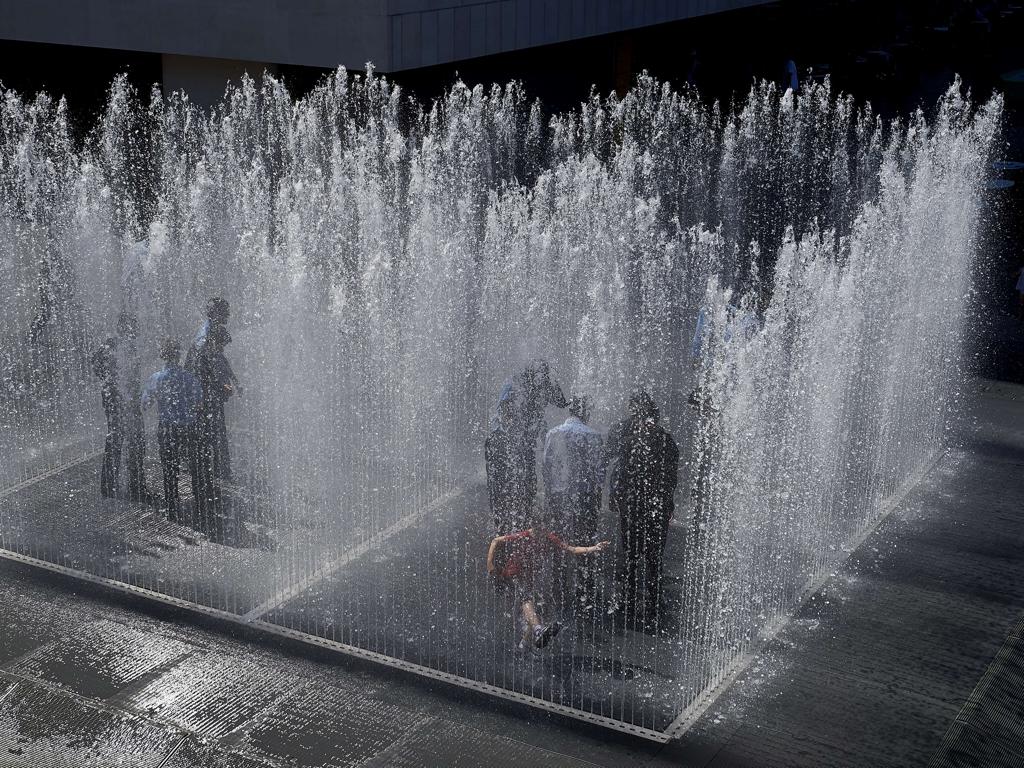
0, 436, 701, 735
0, 378, 1022, 765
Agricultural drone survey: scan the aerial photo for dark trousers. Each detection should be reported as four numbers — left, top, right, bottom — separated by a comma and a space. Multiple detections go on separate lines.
158, 422, 193, 523
513, 430, 541, 526
124, 407, 147, 501
203, 402, 231, 481
100, 423, 123, 498
190, 413, 223, 539
548, 489, 601, 609
190, 431, 214, 529
617, 503, 673, 622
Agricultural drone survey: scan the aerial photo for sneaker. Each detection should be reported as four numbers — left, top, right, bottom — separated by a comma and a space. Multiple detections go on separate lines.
533, 621, 563, 649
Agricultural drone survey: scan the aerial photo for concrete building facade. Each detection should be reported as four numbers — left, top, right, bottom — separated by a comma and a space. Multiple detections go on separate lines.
0, 1, 771, 71
0, 1, 772, 100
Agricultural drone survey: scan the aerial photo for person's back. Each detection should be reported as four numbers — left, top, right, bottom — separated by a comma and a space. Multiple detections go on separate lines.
188, 330, 233, 403
607, 390, 677, 510
543, 415, 604, 498
609, 390, 680, 622
543, 396, 605, 609
143, 339, 202, 524
114, 337, 141, 406
186, 296, 230, 366
143, 364, 202, 426
606, 413, 636, 501
617, 418, 679, 513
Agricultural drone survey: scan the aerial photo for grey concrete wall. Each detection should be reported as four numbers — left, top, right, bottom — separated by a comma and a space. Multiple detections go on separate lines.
0, 0, 392, 70
0, 0, 774, 72
387, 0, 774, 70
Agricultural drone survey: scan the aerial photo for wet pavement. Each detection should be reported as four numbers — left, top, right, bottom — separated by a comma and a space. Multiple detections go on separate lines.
1, 378, 1023, 766
260, 485, 702, 734
0, 430, 703, 735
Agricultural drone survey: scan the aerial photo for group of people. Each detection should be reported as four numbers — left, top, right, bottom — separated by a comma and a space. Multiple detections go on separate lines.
485, 360, 680, 650
90, 326, 678, 650
90, 297, 239, 539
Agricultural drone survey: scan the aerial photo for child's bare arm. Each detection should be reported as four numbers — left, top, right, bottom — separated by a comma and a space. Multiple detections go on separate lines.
562, 540, 611, 555
486, 536, 506, 573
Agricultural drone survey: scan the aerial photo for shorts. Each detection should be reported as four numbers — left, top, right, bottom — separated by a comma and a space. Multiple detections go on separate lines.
492, 572, 546, 609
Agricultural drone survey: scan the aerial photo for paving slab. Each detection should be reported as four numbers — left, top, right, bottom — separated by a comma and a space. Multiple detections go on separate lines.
0, 677, 178, 768
122, 651, 303, 740
8, 619, 197, 702
231, 682, 426, 767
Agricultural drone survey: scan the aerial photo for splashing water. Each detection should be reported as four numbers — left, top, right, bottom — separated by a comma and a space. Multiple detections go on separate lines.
0, 70, 1000, 735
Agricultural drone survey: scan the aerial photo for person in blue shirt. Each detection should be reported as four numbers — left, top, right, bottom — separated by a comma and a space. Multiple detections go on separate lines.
543, 395, 605, 536
542, 395, 606, 611
142, 338, 203, 524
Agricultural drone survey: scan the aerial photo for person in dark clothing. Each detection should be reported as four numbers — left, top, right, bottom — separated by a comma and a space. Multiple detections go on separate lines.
606, 389, 680, 629
91, 347, 123, 499
186, 298, 238, 483
142, 339, 203, 524
492, 359, 567, 529
185, 296, 230, 371
27, 263, 56, 347
187, 321, 238, 542
112, 312, 153, 504
485, 398, 521, 534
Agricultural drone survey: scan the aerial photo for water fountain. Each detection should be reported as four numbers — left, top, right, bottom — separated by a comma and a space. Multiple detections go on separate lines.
0, 70, 1000, 738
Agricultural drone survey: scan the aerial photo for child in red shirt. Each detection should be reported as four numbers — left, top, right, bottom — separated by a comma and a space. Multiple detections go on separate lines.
487, 522, 609, 649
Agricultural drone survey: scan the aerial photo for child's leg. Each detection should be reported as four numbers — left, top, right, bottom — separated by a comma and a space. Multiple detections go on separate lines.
520, 597, 563, 648
520, 599, 541, 644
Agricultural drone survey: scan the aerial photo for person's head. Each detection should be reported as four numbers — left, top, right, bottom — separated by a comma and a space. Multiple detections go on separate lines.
160, 338, 182, 365
116, 311, 138, 339
628, 388, 659, 422
206, 296, 230, 324
568, 394, 591, 423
